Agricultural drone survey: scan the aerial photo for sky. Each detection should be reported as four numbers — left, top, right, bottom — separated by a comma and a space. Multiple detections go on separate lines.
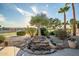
0, 3, 79, 27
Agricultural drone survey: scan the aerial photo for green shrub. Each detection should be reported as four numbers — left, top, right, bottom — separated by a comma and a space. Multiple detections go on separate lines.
77, 23, 79, 29
40, 27, 49, 36
0, 35, 5, 43
17, 31, 26, 36
26, 27, 37, 37
55, 29, 67, 40
49, 31, 55, 35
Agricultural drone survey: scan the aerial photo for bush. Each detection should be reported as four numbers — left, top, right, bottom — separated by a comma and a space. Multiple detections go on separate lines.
26, 27, 37, 37
49, 31, 55, 35
55, 29, 67, 40
77, 23, 79, 29
40, 27, 49, 36
17, 31, 26, 36
0, 35, 5, 43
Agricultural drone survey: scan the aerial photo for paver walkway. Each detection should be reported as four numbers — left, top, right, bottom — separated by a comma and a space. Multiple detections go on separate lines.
0, 47, 20, 56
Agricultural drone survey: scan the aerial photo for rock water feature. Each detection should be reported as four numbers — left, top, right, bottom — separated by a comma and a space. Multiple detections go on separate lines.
17, 28, 57, 55
27, 36, 56, 55
16, 36, 57, 55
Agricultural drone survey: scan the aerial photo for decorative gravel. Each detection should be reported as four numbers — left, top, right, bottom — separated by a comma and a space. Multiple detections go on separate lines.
16, 48, 79, 56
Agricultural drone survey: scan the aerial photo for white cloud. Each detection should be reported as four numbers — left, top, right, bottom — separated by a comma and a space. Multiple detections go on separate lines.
31, 6, 38, 14
15, 7, 35, 26
42, 10, 48, 15
16, 7, 34, 16
31, 6, 48, 16
0, 14, 5, 22
16, 8, 25, 15
31, 5, 48, 16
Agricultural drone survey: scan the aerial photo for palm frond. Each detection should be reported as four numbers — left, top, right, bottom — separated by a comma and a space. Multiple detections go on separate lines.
58, 8, 64, 13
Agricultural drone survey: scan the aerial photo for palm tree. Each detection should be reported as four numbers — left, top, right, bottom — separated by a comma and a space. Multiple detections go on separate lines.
66, 3, 76, 36
58, 5, 70, 31
72, 3, 76, 36
77, 21, 79, 33
30, 13, 49, 36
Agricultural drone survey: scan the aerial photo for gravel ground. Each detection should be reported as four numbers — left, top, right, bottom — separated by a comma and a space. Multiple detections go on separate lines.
16, 48, 79, 56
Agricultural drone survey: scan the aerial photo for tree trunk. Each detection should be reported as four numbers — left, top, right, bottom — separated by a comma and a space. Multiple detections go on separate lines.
37, 25, 41, 36
72, 3, 76, 36
64, 12, 66, 31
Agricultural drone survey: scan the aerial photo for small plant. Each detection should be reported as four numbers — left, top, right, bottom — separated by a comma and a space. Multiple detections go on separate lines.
0, 35, 6, 43
55, 29, 67, 40
17, 31, 26, 36
49, 31, 55, 35
77, 23, 79, 29
40, 27, 49, 36
26, 27, 37, 37
4, 41, 8, 46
